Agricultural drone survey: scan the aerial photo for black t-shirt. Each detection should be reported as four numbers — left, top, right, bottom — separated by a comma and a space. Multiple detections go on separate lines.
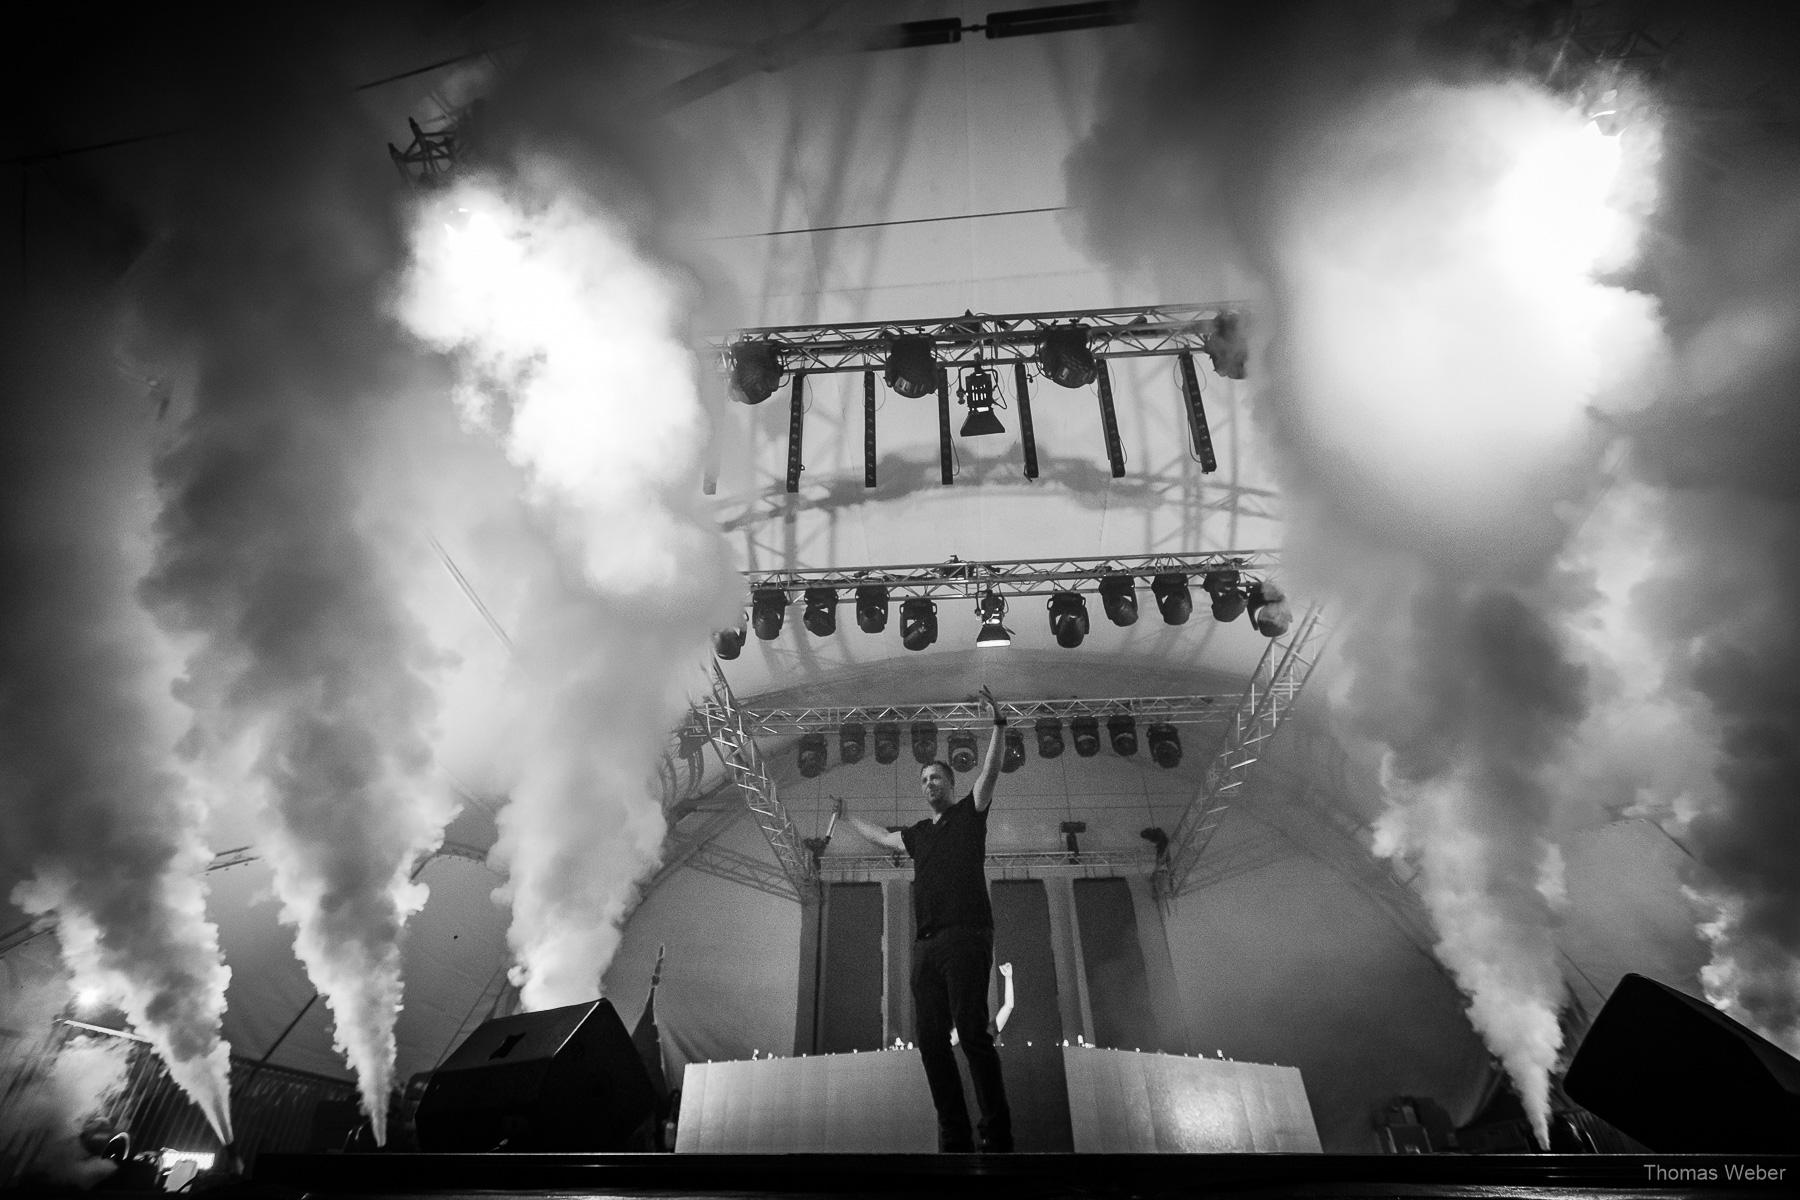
901, 794, 992, 938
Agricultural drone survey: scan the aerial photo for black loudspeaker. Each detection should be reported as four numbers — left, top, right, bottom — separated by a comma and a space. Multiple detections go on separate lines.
414, 998, 654, 1152
1564, 972, 1800, 1153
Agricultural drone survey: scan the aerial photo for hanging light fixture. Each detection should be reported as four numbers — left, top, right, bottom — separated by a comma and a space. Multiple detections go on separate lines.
855, 585, 889, 633
1034, 717, 1064, 759
1151, 573, 1192, 625
796, 732, 828, 778
1070, 716, 1101, 757
910, 720, 939, 764
729, 341, 783, 404
957, 360, 1006, 436
802, 587, 839, 637
712, 622, 745, 660
1147, 723, 1182, 768
751, 588, 788, 640
884, 334, 938, 398
947, 730, 978, 773
839, 720, 867, 766
873, 722, 901, 765
1203, 310, 1248, 379
1202, 569, 1246, 622
1047, 591, 1090, 648
1099, 573, 1138, 626
975, 589, 1012, 647
1107, 714, 1139, 756
1039, 324, 1097, 388
1002, 728, 1025, 773
1246, 579, 1293, 638
900, 597, 938, 651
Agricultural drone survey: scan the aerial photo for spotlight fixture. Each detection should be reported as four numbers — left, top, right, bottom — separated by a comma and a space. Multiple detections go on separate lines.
1002, 728, 1025, 773
1147, 723, 1182, 768
873, 722, 901, 765
975, 590, 1013, 647
855, 585, 890, 634
712, 623, 745, 660
839, 720, 867, 766
1060, 820, 1087, 861
1039, 324, 1097, 389
796, 732, 828, 778
884, 334, 938, 398
1107, 713, 1138, 756
802, 587, 838, 637
900, 597, 938, 651
1070, 716, 1101, 758
1140, 826, 1170, 859
1034, 717, 1064, 759
1151, 573, 1192, 625
1246, 579, 1293, 638
957, 362, 1007, 436
751, 588, 788, 640
728, 341, 783, 404
947, 730, 978, 774
1047, 591, 1091, 648
1099, 572, 1138, 627
1202, 569, 1246, 622
1203, 311, 1248, 380
910, 720, 939, 765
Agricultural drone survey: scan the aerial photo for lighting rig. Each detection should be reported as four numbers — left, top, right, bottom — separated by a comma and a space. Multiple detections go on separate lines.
679, 694, 1228, 785
710, 550, 1288, 658
716, 303, 1246, 491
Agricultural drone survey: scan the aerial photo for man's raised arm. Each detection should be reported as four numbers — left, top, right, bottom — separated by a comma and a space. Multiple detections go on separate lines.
839, 798, 905, 851
972, 685, 1005, 813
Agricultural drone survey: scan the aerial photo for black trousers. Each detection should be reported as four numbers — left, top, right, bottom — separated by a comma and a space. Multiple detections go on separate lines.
911, 926, 1012, 1151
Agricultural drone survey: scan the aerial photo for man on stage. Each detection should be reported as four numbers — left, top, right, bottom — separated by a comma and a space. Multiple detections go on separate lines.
840, 686, 1013, 1153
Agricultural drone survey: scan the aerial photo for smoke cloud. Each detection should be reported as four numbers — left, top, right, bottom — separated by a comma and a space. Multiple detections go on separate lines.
396, 155, 742, 1010
1, 289, 235, 1143
122, 47, 460, 1136
1064, 0, 1702, 1144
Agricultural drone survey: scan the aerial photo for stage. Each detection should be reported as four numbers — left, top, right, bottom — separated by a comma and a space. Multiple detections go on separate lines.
248, 1149, 1795, 1199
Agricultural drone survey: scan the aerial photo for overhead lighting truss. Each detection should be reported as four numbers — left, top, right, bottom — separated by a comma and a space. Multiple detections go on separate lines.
712, 303, 1244, 488
740, 549, 1278, 605
682, 692, 1236, 741
387, 116, 466, 189
1156, 603, 1331, 904
714, 303, 1241, 378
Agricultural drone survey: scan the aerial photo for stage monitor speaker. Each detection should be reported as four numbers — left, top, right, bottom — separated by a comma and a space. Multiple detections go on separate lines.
1564, 972, 1800, 1153
414, 998, 654, 1152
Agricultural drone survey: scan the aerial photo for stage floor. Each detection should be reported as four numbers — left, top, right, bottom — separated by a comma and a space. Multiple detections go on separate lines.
245, 1150, 1796, 1199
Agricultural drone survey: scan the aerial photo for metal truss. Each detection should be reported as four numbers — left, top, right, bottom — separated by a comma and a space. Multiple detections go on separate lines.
712, 303, 1240, 374
1157, 603, 1331, 901
675, 841, 805, 901
741, 549, 1280, 603
683, 694, 1235, 740
387, 116, 463, 188
700, 660, 814, 900
820, 847, 1157, 884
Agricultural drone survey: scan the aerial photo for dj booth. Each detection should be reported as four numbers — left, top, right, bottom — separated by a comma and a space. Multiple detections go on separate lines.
675, 1043, 1321, 1153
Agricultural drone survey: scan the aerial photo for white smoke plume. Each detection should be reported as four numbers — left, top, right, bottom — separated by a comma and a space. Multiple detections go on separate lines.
0, 292, 235, 1144
1067, 1, 1676, 1144
123, 49, 459, 1137
396, 155, 742, 1010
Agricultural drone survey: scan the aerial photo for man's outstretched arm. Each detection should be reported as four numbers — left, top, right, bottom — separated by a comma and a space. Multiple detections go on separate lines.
839, 798, 905, 851
972, 685, 1005, 813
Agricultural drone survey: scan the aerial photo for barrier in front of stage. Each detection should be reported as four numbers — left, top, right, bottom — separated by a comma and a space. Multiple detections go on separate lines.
675, 1046, 1319, 1153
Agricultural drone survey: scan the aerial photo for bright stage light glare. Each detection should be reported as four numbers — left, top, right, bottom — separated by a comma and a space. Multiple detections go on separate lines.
1491, 111, 1630, 281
